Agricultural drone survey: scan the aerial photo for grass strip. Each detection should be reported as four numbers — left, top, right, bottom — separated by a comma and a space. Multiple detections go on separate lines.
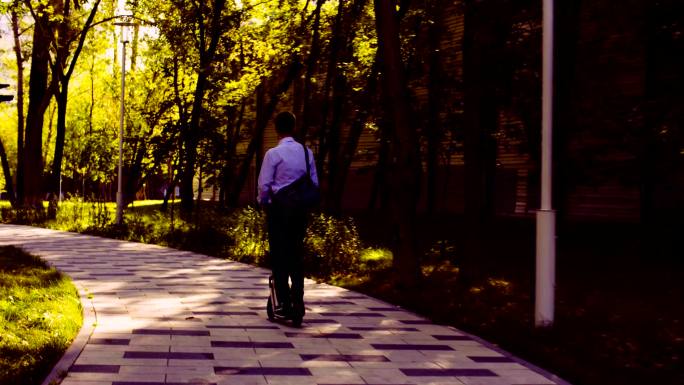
0, 246, 82, 385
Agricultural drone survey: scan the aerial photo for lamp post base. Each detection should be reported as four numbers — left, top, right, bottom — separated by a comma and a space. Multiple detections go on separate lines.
535, 209, 556, 327
116, 192, 123, 225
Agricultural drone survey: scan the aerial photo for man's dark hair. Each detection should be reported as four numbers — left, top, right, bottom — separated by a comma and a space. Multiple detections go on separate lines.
275, 111, 296, 135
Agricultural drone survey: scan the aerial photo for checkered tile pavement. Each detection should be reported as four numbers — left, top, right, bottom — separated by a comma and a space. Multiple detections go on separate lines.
0, 224, 569, 385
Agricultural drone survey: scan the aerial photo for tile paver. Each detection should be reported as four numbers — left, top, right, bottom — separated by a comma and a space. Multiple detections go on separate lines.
0, 224, 570, 385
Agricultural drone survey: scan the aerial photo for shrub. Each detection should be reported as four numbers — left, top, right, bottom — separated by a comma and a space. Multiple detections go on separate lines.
225, 206, 269, 265
359, 247, 393, 271
50, 197, 114, 233
224, 207, 363, 277
304, 213, 362, 277
0, 206, 47, 225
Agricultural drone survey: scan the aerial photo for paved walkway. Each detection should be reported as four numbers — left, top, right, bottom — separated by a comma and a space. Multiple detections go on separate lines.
0, 225, 568, 385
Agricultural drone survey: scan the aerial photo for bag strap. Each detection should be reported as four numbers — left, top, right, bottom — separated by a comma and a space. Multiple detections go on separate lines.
302, 142, 311, 179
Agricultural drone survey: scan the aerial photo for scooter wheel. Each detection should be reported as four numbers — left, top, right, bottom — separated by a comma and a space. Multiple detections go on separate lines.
266, 296, 275, 321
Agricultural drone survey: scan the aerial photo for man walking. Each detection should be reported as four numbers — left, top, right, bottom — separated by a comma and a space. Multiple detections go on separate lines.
258, 111, 318, 326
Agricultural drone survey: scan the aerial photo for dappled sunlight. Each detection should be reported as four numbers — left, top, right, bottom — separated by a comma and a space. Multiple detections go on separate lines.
0, 224, 569, 385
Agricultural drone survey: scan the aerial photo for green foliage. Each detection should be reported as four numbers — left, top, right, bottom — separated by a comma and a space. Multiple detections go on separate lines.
0, 206, 47, 225
49, 197, 113, 232
225, 206, 268, 264
223, 207, 365, 277
219, 207, 368, 277
304, 213, 362, 277
0, 246, 82, 385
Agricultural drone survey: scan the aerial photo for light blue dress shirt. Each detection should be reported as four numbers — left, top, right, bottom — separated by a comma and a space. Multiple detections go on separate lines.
257, 137, 319, 205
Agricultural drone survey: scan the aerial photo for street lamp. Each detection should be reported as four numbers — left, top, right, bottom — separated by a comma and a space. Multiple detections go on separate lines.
114, 17, 137, 225
535, 0, 556, 327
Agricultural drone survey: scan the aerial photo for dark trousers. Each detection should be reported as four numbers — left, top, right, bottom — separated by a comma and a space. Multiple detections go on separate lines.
267, 203, 307, 313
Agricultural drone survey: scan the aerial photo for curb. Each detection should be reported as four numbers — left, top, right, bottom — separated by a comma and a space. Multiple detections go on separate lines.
325, 282, 574, 385
453, 326, 573, 385
40, 264, 97, 385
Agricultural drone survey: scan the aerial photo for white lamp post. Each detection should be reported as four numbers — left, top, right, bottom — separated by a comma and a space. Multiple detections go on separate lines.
114, 17, 136, 225
536, 0, 556, 327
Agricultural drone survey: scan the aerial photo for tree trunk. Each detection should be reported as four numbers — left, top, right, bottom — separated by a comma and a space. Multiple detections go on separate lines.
461, 0, 510, 282
50, 87, 68, 197
374, 0, 422, 286
298, 0, 326, 140
179, 71, 207, 214
369, 118, 391, 212
426, 1, 444, 215
330, 57, 379, 214
11, 4, 24, 206
124, 138, 147, 205
254, 84, 266, 198
321, 0, 364, 211
314, 0, 344, 176
89, 60, 95, 135
49, 0, 101, 198
180, 0, 228, 214
325, 0, 372, 213
0, 138, 16, 205
196, 161, 203, 225
220, 99, 246, 206
22, 8, 53, 208
323, 72, 346, 212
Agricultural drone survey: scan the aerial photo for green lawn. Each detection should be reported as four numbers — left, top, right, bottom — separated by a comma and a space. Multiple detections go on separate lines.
0, 246, 82, 385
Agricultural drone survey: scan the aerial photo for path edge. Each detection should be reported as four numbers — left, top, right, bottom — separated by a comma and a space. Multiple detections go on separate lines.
40, 261, 97, 385
341, 287, 574, 385
5, 225, 571, 385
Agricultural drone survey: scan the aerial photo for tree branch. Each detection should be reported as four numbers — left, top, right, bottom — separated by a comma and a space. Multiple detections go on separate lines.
66, 15, 155, 47
65, 0, 102, 80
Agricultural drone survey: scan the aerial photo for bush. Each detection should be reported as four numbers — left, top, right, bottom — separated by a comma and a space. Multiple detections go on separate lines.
50, 197, 113, 233
224, 207, 364, 277
0, 206, 47, 225
225, 206, 269, 265
304, 213, 362, 277
358, 247, 393, 271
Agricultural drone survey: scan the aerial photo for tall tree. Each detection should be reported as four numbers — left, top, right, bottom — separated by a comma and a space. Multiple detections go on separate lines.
297, 0, 327, 139
461, 0, 512, 279
329, 55, 379, 214
22, 0, 56, 208
374, 0, 422, 285
49, 0, 103, 199
179, 0, 230, 214
323, 0, 372, 213
11, 0, 25, 206
0, 139, 15, 205
425, 0, 445, 214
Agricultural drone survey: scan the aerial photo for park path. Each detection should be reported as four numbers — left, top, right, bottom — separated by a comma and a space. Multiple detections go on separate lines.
0, 224, 568, 385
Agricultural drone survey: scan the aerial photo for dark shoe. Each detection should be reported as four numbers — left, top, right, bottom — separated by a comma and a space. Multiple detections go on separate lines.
267, 296, 292, 321
291, 301, 305, 318
290, 301, 304, 327
273, 305, 292, 320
